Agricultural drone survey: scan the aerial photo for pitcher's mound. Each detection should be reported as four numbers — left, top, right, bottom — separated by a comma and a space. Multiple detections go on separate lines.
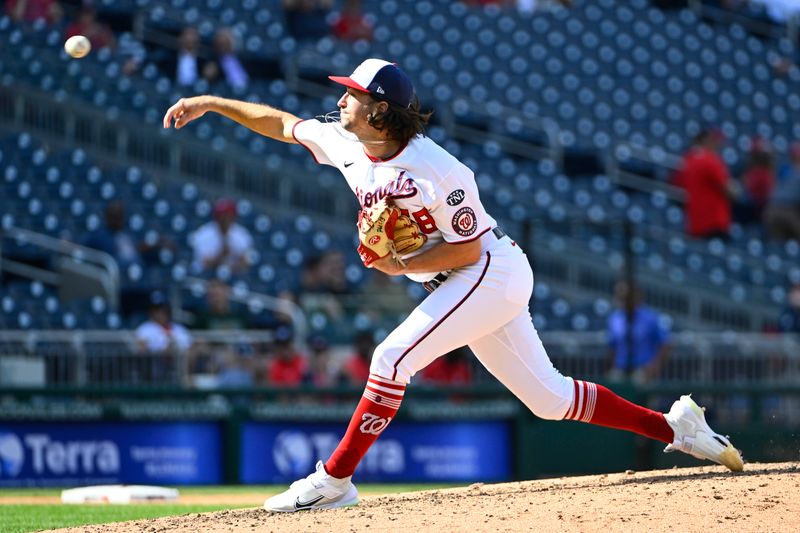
53, 462, 799, 532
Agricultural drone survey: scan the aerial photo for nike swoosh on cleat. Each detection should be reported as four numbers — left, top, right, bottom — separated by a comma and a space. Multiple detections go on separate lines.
344, 161, 354, 168
294, 495, 325, 510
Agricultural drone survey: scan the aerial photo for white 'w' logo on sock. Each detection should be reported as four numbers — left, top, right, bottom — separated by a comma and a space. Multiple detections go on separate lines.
359, 413, 392, 435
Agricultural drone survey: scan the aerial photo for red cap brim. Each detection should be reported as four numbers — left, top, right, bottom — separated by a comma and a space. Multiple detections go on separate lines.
329, 76, 369, 93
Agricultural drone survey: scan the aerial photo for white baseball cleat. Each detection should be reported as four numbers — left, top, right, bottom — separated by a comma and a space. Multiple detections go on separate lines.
264, 461, 359, 512
663, 395, 744, 472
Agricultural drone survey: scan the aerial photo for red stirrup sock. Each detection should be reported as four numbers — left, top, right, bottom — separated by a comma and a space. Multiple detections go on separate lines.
324, 374, 406, 479
564, 380, 674, 444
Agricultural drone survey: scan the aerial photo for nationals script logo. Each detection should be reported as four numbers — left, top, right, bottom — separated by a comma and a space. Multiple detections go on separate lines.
356, 171, 418, 208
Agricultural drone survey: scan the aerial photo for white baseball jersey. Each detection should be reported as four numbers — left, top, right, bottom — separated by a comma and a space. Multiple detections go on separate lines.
135, 320, 192, 353
292, 119, 498, 282
189, 221, 254, 273
292, 117, 575, 421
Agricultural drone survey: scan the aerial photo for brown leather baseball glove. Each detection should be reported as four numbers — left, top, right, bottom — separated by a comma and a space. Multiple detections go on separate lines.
356, 198, 426, 266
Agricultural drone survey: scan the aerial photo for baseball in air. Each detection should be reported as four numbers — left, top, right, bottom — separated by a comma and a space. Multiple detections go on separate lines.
64, 35, 91, 58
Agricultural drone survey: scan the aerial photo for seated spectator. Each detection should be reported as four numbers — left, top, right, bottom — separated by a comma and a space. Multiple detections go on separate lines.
216, 350, 255, 388
606, 280, 671, 384
283, 0, 332, 41
162, 26, 206, 87
302, 250, 349, 295
331, 0, 373, 42
764, 142, 800, 242
64, 4, 114, 50
304, 335, 343, 387
267, 327, 307, 386
672, 127, 736, 239
299, 251, 351, 340
189, 198, 254, 276
134, 291, 193, 383
84, 200, 172, 269
734, 137, 775, 225
84, 200, 143, 269
420, 347, 473, 385
778, 141, 800, 182
342, 331, 374, 385
189, 279, 253, 376
203, 28, 249, 91
356, 271, 415, 319
83, 200, 174, 317
194, 279, 248, 330
778, 283, 800, 334
5, 0, 62, 24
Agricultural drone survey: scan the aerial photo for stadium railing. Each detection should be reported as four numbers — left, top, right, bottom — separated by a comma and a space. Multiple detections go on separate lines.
0, 330, 797, 389
1, 225, 120, 309
688, 0, 800, 41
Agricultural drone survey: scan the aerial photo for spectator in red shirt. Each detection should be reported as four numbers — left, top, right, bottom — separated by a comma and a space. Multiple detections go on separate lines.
331, 0, 373, 42
342, 332, 373, 385
6, 0, 62, 24
421, 347, 473, 385
673, 128, 736, 239
64, 5, 115, 50
267, 328, 307, 386
736, 138, 775, 225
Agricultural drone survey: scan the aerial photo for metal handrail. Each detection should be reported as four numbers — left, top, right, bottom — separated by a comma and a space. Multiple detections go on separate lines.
687, 0, 795, 39
606, 142, 686, 202
1, 226, 120, 307
0, 330, 278, 342
183, 276, 309, 346
0, 328, 795, 348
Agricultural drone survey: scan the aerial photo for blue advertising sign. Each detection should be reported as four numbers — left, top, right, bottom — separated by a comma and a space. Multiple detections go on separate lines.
241, 421, 510, 483
0, 422, 221, 487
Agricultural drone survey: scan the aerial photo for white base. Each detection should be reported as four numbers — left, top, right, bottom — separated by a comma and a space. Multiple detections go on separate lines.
61, 485, 179, 504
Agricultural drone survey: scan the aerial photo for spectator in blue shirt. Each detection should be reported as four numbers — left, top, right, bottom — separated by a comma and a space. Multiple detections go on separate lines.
606, 280, 671, 384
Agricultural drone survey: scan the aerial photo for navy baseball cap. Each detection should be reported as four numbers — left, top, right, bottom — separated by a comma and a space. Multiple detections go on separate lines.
329, 58, 414, 108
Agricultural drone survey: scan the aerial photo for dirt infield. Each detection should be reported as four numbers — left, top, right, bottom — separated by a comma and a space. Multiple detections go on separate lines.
48, 462, 800, 532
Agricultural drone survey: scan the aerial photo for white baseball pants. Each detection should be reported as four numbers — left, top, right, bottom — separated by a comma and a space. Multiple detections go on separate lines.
370, 239, 574, 420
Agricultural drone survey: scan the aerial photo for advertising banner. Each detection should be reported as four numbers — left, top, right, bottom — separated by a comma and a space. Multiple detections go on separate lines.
241, 421, 510, 483
0, 422, 222, 487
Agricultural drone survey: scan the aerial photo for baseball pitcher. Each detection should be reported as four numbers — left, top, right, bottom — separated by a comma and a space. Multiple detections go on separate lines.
163, 58, 743, 512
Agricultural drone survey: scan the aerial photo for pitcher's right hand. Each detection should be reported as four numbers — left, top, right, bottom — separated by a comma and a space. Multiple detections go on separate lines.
163, 96, 211, 129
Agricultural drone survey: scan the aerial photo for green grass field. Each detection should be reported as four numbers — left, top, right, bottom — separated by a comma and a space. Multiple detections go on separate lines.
0, 484, 455, 533
0, 503, 249, 533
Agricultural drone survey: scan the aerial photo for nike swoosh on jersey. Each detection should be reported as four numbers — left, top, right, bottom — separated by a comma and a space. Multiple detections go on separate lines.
294, 495, 325, 510
344, 161, 354, 168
